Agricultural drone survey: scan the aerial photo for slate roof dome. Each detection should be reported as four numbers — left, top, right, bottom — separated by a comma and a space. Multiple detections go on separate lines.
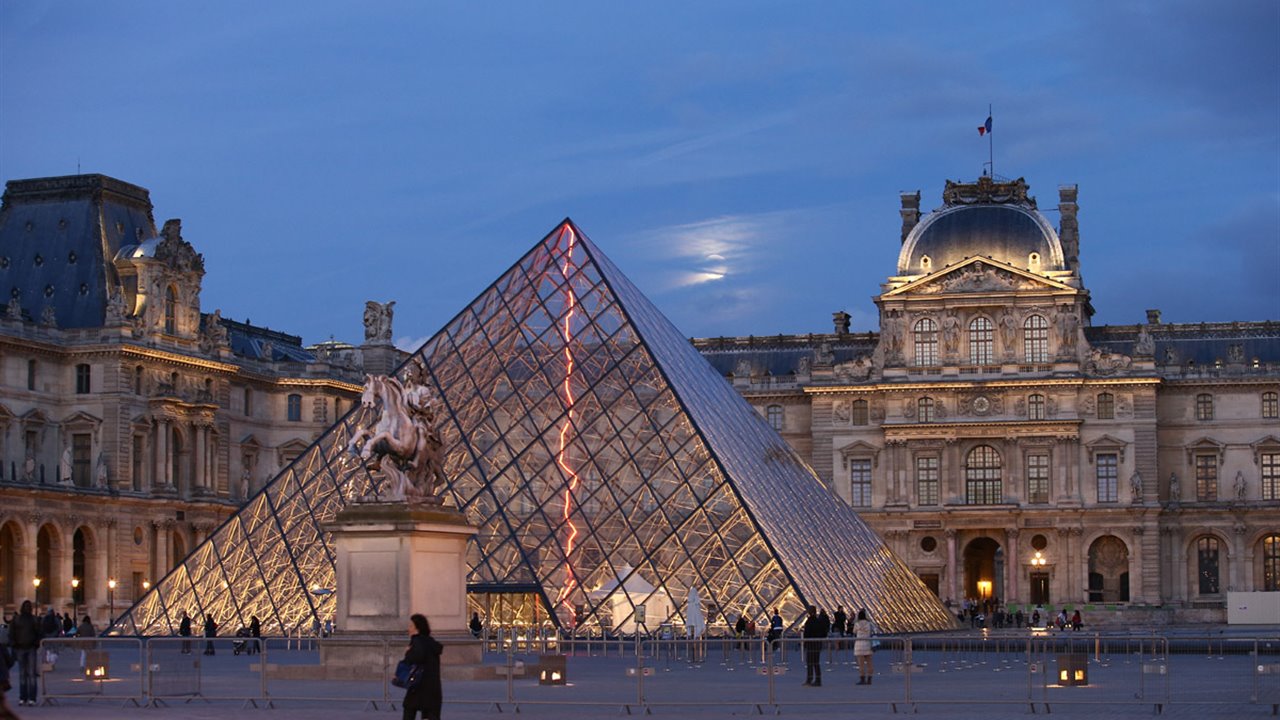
898, 177, 1065, 276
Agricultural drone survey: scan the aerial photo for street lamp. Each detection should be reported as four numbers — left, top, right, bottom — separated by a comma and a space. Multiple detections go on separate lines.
108, 579, 117, 623
71, 577, 80, 623
1031, 551, 1047, 567
32, 577, 41, 604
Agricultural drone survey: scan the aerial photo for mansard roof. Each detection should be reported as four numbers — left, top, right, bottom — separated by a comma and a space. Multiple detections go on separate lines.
0, 174, 157, 329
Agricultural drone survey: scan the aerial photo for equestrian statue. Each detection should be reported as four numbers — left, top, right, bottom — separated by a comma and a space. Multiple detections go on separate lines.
347, 358, 449, 503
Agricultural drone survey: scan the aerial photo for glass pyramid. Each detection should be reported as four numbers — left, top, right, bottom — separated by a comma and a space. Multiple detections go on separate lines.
111, 220, 955, 636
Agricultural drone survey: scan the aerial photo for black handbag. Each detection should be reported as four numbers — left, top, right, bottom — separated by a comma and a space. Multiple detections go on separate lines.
392, 659, 424, 690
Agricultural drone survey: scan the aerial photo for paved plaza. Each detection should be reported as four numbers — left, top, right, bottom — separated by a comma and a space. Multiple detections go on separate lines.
8, 627, 1279, 719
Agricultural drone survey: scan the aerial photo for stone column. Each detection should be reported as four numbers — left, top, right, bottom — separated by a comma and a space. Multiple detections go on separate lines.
946, 529, 958, 603
22, 514, 39, 601
1232, 525, 1248, 592
193, 425, 206, 490
57, 527, 74, 611
1006, 528, 1020, 605
155, 420, 170, 489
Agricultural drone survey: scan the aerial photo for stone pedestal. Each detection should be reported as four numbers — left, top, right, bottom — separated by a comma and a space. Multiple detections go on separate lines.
319, 502, 483, 677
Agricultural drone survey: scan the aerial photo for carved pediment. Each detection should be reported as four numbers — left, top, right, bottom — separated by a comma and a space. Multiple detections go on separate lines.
838, 440, 881, 468
886, 257, 1073, 297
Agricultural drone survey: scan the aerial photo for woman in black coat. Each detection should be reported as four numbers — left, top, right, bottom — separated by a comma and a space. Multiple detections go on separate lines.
402, 614, 443, 720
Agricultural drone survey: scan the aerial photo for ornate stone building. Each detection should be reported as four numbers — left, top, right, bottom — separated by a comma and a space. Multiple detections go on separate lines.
0, 174, 400, 621
695, 177, 1280, 622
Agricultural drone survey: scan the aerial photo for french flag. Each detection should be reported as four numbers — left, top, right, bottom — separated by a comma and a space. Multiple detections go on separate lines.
978, 116, 992, 136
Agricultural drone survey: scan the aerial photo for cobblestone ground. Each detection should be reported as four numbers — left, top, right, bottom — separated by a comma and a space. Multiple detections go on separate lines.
12, 628, 1279, 719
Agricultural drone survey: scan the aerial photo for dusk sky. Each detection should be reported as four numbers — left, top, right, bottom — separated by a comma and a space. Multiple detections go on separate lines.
2, 1, 1277, 351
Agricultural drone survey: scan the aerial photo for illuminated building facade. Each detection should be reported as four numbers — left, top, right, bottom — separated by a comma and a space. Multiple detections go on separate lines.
0, 174, 368, 621
112, 220, 955, 637
695, 177, 1280, 622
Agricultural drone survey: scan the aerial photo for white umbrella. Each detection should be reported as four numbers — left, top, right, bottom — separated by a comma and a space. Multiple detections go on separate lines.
685, 587, 706, 638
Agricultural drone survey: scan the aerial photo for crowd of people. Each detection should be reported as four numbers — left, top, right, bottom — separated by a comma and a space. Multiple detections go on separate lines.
946, 598, 1085, 631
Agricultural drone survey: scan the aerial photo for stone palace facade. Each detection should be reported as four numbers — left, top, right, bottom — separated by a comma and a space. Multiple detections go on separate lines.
0, 174, 407, 621
695, 177, 1279, 622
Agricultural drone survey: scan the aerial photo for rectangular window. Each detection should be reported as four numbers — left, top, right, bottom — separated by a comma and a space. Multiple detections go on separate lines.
1263, 392, 1278, 419
916, 456, 939, 506
287, 393, 302, 422
132, 435, 145, 491
244, 388, 253, 417
1198, 538, 1220, 595
914, 319, 938, 366
27, 359, 36, 391
1195, 454, 1218, 501
72, 433, 92, 487
1023, 315, 1049, 363
132, 571, 145, 602
75, 364, 91, 394
1027, 452, 1050, 503
1095, 453, 1118, 503
1097, 393, 1114, 419
851, 400, 869, 426
969, 318, 994, 365
1196, 393, 1214, 421
849, 458, 872, 508
1028, 394, 1046, 421
1261, 452, 1278, 501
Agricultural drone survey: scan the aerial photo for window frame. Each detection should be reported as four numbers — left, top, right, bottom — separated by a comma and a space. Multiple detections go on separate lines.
75, 363, 91, 394
1028, 393, 1046, 421
1096, 392, 1115, 419
1195, 453, 1218, 501
286, 393, 303, 422
1196, 393, 1214, 421
1196, 536, 1221, 595
917, 396, 935, 423
915, 455, 940, 506
914, 317, 938, 367
964, 444, 1002, 505
1023, 314, 1049, 363
1263, 391, 1278, 420
766, 404, 784, 431
969, 316, 994, 365
1095, 452, 1119, 503
1026, 451, 1050, 504
851, 399, 869, 426
849, 457, 872, 508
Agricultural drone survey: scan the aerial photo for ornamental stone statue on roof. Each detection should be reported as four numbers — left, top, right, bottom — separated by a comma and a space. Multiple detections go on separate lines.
363, 300, 395, 344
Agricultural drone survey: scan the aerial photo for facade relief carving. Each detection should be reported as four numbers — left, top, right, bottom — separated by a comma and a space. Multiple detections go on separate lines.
832, 400, 851, 424
1056, 306, 1079, 355
915, 261, 1040, 295
833, 354, 873, 380
1086, 347, 1132, 375
1134, 326, 1155, 357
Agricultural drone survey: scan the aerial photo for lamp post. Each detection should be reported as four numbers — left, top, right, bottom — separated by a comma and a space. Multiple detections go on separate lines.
71, 577, 81, 624
32, 577, 41, 605
108, 578, 117, 624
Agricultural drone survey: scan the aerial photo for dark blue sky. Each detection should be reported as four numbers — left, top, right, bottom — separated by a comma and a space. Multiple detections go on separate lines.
2, 1, 1277, 349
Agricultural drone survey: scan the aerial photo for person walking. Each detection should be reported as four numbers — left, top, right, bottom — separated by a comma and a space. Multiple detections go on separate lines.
801, 606, 823, 687
852, 609, 875, 685
832, 606, 848, 638
202, 613, 217, 656
401, 614, 443, 720
468, 612, 482, 639
40, 608, 59, 639
767, 608, 783, 650
10, 600, 41, 707
249, 615, 262, 655
179, 611, 192, 654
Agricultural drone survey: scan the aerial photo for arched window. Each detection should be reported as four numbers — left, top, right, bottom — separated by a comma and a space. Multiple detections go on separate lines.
851, 399, 869, 426
1264, 392, 1279, 419
969, 317, 994, 365
1097, 392, 1114, 419
1196, 536, 1221, 595
1028, 393, 1046, 420
1023, 315, 1049, 363
965, 445, 1002, 504
287, 394, 303, 422
766, 404, 784, 431
914, 318, 938, 366
1264, 535, 1280, 592
163, 286, 177, 335
917, 397, 935, 423
1196, 393, 1214, 421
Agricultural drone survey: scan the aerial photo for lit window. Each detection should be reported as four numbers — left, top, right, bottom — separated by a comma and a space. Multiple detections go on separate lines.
1197, 536, 1220, 595
1096, 453, 1118, 503
1027, 452, 1050, 503
1023, 315, 1049, 363
965, 445, 1002, 505
287, 394, 302, 422
1195, 454, 1218, 501
1028, 394, 1046, 420
914, 318, 938, 366
969, 317, 994, 365
851, 399, 869, 426
1097, 392, 1114, 419
164, 286, 177, 334
1263, 392, 1278, 419
766, 405, 784, 431
849, 458, 872, 508
917, 397, 935, 423
1196, 393, 1214, 421
916, 456, 939, 506
1263, 453, 1279, 501
75, 363, 91, 394
1264, 535, 1280, 592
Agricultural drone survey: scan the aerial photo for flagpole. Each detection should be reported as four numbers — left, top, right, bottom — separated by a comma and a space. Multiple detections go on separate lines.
988, 103, 994, 179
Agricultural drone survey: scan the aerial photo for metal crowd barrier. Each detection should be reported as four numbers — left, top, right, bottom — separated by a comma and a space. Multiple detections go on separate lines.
37, 636, 144, 706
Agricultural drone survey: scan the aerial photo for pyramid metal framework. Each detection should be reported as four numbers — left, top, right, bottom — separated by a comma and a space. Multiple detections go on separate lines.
112, 220, 955, 636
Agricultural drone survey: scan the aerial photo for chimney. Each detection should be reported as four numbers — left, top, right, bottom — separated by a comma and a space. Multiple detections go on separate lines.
1057, 185, 1079, 270
1146, 309, 1162, 325
900, 191, 921, 243
832, 311, 851, 335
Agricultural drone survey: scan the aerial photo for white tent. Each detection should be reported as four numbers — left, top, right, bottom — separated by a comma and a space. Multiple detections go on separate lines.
588, 565, 673, 635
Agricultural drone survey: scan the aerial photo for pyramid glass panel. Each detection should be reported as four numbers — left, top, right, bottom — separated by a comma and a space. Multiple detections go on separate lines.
111, 220, 954, 637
